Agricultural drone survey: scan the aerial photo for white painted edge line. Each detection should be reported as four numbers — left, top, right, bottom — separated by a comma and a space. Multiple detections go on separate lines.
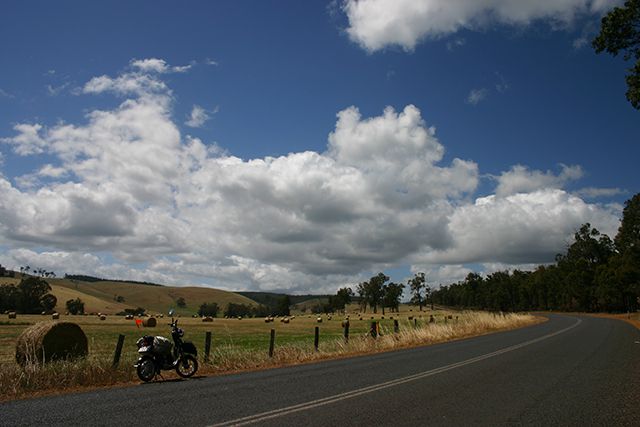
210, 317, 582, 427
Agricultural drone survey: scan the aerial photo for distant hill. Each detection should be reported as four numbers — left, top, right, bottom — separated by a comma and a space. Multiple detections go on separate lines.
1, 276, 256, 316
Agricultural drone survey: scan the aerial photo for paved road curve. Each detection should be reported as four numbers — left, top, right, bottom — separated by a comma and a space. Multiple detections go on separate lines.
2, 314, 639, 426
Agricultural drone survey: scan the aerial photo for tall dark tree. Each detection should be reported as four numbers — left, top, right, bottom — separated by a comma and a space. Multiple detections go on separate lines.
198, 302, 219, 317
559, 223, 615, 311
276, 295, 291, 316
383, 282, 405, 313
39, 293, 57, 313
66, 298, 85, 315
408, 272, 426, 311
615, 193, 640, 253
598, 193, 640, 311
356, 281, 369, 313
224, 303, 252, 318
17, 276, 52, 313
334, 287, 354, 311
593, 0, 640, 109
0, 285, 20, 312
367, 273, 389, 313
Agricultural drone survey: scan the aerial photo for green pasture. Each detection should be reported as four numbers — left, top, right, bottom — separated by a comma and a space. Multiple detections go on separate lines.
0, 311, 447, 364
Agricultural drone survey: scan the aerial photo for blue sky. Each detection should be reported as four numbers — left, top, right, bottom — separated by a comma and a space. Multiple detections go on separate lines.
0, 0, 637, 293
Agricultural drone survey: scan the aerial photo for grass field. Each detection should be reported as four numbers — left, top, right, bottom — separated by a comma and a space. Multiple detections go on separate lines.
0, 308, 539, 401
0, 310, 450, 362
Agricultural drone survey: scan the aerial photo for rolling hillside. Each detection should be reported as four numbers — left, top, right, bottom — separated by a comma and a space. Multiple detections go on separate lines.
1, 276, 257, 316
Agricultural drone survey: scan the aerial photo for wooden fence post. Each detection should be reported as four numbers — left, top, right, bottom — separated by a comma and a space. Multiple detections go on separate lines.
414, 318, 418, 327
112, 334, 125, 368
394, 319, 399, 333
269, 328, 276, 358
370, 321, 377, 338
343, 320, 350, 343
314, 326, 319, 351
204, 331, 212, 363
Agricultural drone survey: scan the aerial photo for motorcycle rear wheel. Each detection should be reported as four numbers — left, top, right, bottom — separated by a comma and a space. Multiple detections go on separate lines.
175, 354, 198, 378
136, 357, 156, 382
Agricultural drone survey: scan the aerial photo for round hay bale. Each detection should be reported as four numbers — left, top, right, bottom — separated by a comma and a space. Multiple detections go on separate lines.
15, 321, 88, 365
143, 317, 157, 327
99, 315, 106, 321
316, 317, 322, 323
202, 316, 213, 322
283, 318, 290, 324
52, 313, 60, 320
8, 312, 17, 319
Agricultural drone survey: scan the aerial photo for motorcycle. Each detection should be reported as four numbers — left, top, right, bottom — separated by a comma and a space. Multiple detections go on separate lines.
134, 310, 198, 382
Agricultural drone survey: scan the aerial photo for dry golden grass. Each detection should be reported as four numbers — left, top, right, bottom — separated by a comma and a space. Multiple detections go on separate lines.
0, 311, 539, 402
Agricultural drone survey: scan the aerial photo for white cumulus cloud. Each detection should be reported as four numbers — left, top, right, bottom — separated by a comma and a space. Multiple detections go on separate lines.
494, 164, 583, 196
419, 190, 620, 265
343, 0, 621, 52
186, 105, 216, 128
0, 59, 621, 292
130, 58, 192, 74
1, 123, 47, 155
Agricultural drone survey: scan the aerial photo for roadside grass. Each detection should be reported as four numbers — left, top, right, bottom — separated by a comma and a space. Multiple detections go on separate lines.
0, 311, 539, 401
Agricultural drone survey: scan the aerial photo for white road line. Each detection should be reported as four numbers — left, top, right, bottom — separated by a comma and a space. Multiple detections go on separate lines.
209, 317, 582, 427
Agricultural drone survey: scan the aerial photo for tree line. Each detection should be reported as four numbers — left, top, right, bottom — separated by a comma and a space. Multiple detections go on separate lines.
196, 296, 292, 318
0, 276, 58, 314
432, 194, 640, 313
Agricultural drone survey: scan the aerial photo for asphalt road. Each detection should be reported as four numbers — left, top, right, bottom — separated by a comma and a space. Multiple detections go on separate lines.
2, 314, 639, 426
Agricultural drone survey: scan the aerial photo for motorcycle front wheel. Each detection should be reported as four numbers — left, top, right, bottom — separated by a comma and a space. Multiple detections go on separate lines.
175, 354, 198, 378
136, 357, 156, 382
